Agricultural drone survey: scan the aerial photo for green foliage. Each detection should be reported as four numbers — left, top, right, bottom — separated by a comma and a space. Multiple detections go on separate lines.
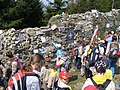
76, 0, 91, 13
67, 3, 78, 14
0, 0, 120, 29
42, 0, 68, 25
0, 0, 44, 29
114, 0, 120, 9
67, 0, 120, 13
95, 0, 112, 12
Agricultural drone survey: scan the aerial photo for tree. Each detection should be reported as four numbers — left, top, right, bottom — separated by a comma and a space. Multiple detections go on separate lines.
0, 0, 16, 29
14, 0, 44, 28
67, 2, 78, 14
76, 0, 91, 13
114, 0, 120, 9
95, 0, 112, 12
0, 0, 44, 29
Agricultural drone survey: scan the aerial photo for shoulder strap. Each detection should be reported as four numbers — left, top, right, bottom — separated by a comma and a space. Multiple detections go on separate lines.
90, 77, 98, 88
91, 77, 111, 89
102, 79, 111, 88
25, 72, 39, 78
22, 72, 40, 90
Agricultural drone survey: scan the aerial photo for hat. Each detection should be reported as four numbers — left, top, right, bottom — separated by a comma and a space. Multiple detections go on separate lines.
33, 49, 39, 54
95, 60, 107, 73
57, 44, 61, 48
59, 71, 69, 79
84, 85, 98, 90
95, 60, 107, 69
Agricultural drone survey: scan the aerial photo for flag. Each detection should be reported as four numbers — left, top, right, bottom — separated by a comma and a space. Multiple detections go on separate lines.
89, 26, 99, 46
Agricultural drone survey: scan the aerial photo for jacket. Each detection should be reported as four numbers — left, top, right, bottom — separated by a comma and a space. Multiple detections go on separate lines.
6, 70, 40, 90
81, 75, 115, 90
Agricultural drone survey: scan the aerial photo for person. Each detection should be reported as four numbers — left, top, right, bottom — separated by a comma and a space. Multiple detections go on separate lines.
6, 51, 23, 76
104, 59, 112, 80
53, 71, 72, 90
105, 35, 120, 77
55, 44, 63, 72
47, 64, 57, 90
6, 53, 42, 90
80, 44, 91, 77
73, 48, 80, 70
81, 59, 115, 90
41, 60, 51, 90
0, 58, 6, 88
56, 51, 70, 72
105, 31, 113, 45
30, 53, 44, 76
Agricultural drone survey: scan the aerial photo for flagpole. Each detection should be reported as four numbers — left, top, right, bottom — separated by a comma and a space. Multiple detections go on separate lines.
89, 25, 99, 46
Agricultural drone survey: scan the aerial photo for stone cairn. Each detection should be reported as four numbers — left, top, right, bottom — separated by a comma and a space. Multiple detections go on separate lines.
0, 9, 120, 64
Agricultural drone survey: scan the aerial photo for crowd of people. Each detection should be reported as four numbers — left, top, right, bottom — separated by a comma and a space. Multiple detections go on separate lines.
0, 29, 119, 90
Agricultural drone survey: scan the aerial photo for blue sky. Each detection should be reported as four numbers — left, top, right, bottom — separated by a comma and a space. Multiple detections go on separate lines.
42, 0, 54, 5
41, 0, 54, 5
42, 0, 48, 5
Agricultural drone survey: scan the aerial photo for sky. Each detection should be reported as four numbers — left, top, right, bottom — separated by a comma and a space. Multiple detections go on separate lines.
42, 0, 48, 5
42, 0, 54, 6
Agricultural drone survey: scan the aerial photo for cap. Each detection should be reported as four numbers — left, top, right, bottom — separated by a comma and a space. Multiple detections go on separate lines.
95, 60, 107, 73
95, 60, 107, 69
33, 49, 39, 54
59, 71, 69, 79
84, 85, 98, 90
57, 44, 61, 48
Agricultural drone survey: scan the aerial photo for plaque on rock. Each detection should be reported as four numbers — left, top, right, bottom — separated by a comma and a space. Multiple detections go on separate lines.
66, 29, 74, 44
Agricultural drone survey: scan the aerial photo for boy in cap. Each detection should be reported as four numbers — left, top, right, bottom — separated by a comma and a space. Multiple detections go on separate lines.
47, 64, 57, 90
82, 59, 115, 90
53, 71, 72, 90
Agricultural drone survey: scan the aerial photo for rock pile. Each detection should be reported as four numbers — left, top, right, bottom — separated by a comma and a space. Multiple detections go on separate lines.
49, 9, 120, 33
0, 9, 120, 62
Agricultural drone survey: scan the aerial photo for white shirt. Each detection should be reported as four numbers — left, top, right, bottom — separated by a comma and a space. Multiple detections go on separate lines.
26, 76, 40, 90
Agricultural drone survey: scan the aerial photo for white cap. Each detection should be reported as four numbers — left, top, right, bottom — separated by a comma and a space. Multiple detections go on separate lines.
57, 44, 61, 48
33, 49, 39, 54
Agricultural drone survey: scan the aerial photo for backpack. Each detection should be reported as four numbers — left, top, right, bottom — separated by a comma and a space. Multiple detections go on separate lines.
53, 80, 70, 90
109, 42, 119, 59
90, 77, 111, 90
